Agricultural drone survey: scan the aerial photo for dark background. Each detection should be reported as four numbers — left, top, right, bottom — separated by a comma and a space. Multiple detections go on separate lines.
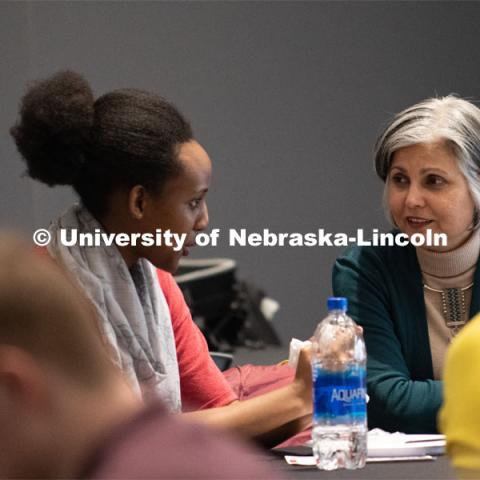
2, 1, 479, 342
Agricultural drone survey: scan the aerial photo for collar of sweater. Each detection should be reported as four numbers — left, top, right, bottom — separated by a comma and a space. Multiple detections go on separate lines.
416, 229, 480, 278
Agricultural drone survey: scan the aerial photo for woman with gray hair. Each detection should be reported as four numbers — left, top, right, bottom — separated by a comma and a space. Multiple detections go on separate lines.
333, 96, 480, 433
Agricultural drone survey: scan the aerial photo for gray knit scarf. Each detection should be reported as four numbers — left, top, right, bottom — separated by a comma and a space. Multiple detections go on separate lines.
47, 204, 181, 412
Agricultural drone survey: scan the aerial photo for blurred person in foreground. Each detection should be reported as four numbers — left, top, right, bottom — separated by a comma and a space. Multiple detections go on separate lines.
440, 313, 480, 479
0, 233, 277, 479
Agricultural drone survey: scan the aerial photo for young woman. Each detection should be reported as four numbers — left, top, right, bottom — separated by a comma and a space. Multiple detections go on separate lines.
11, 71, 312, 444
333, 96, 480, 433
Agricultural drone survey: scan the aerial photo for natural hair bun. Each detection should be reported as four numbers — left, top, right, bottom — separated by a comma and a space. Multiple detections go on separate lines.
10, 70, 94, 186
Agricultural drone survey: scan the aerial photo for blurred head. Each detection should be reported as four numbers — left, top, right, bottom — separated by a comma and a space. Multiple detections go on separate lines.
374, 96, 480, 251
0, 234, 139, 478
11, 71, 211, 271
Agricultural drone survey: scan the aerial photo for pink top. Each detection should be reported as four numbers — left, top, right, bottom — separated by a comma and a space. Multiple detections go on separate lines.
156, 269, 237, 410
37, 246, 236, 410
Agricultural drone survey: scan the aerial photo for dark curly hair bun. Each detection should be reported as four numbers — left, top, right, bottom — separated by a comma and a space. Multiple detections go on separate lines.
10, 70, 94, 186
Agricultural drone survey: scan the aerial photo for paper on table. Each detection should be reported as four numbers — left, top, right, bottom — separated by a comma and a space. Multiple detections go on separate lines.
367, 429, 445, 457
285, 455, 435, 466
297, 429, 445, 464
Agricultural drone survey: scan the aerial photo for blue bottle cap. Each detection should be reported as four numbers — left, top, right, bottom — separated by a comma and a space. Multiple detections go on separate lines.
327, 297, 348, 311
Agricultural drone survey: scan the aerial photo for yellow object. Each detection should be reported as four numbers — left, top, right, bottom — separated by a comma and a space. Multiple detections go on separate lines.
439, 314, 480, 475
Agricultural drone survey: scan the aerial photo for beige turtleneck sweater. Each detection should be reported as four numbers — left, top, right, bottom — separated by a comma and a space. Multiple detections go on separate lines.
416, 230, 480, 380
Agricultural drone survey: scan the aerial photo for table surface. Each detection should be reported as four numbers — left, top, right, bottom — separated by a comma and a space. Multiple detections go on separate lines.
234, 348, 456, 479
259, 453, 455, 479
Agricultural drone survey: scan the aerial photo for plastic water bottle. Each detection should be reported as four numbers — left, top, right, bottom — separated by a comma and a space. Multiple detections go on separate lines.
311, 297, 367, 470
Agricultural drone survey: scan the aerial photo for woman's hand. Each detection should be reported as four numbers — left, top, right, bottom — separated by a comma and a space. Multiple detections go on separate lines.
184, 344, 314, 445
313, 324, 364, 371
293, 346, 313, 414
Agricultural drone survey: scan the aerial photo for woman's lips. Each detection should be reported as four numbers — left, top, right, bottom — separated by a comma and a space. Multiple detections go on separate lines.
182, 242, 196, 256
406, 216, 433, 229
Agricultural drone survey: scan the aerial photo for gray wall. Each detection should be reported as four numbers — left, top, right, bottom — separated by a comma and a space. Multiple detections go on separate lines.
2, 1, 479, 342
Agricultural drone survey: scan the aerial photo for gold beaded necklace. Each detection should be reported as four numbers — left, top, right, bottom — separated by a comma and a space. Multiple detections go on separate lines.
423, 282, 474, 335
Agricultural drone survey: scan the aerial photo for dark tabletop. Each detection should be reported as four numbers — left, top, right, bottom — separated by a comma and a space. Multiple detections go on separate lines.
259, 453, 455, 480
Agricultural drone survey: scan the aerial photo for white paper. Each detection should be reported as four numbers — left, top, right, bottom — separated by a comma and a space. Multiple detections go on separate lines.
367, 429, 445, 457
288, 338, 312, 369
284, 455, 435, 466
293, 429, 445, 466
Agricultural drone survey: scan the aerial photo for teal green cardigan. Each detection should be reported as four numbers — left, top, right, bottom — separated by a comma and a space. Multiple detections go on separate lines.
332, 240, 480, 433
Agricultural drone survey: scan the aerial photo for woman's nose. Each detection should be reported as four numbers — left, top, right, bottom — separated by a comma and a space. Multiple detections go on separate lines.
195, 202, 209, 231
404, 184, 426, 209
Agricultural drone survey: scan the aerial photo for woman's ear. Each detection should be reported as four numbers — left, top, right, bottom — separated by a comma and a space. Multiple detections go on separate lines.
0, 345, 49, 413
128, 185, 147, 220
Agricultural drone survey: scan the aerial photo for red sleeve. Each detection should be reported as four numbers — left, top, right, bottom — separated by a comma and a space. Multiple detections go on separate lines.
157, 269, 238, 411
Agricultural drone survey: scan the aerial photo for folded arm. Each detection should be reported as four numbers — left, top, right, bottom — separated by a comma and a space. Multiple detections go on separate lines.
182, 348, 312, 446
333, 250, 442, 433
